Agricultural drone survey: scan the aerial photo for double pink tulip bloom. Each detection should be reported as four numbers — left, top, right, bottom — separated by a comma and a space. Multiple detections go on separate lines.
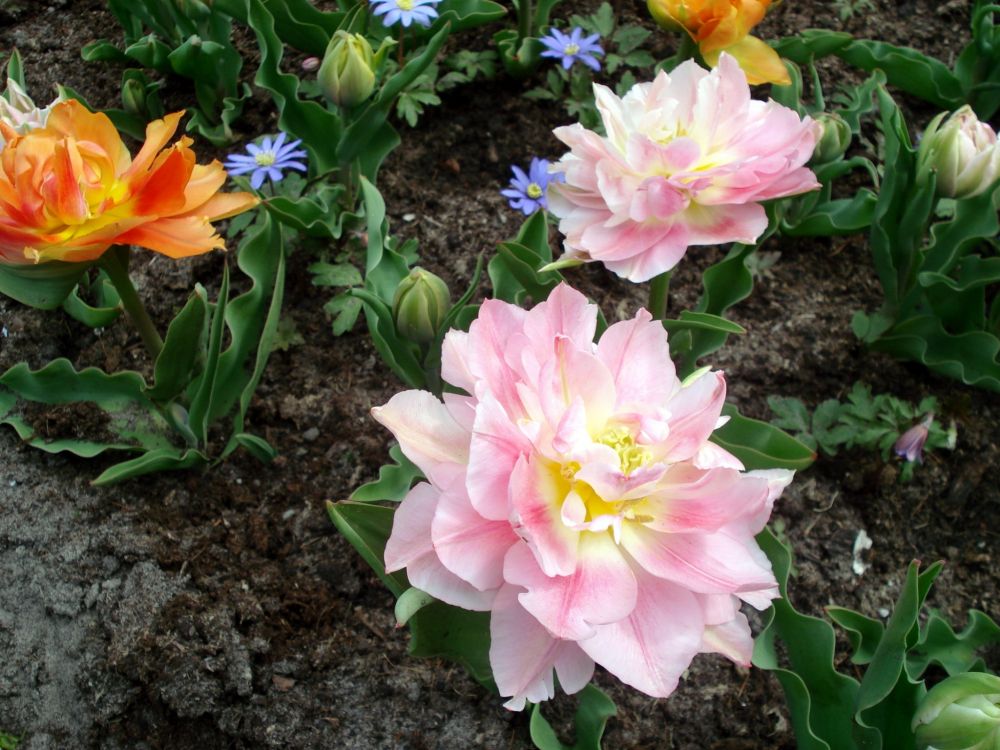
548, 55, 820, 282
374, 284, 792, 708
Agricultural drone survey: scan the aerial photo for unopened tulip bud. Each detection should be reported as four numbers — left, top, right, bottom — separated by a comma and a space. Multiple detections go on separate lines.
913, 672, 1000, 750
301, 56, 321, 72
392, 267, 451, 344
121, 78, 146, 115
318, 31, 390, 109
917, 106, 1000, 199
812, 113, 851, 164
894, 413, 933, 463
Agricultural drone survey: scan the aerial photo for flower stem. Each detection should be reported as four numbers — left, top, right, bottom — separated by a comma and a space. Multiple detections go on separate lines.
676, 33, 697, 64
100, 245, 164, 360
648, 271, 672, 321
518, 0, 533, 41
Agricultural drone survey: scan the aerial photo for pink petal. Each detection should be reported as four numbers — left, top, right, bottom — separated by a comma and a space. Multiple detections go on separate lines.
440, 329, 475, 393
578, 569, 704, 698
508, 454, 579, 577
431, 484, 518, 591
490, 584, 595, 710
385, 482, 495, 611
523, 282, 598, 354
620, 523, 776, 595
372, 390, 470, 488
596, 309, 676, 408
638, 464, 771, 533
661, 370, 727, 463
699, 599, 753, 666
503, 536, 637, 641
467, 391, 532, 521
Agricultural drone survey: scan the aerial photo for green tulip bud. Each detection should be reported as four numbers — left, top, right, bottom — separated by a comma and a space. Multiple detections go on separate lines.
392, 268, 451, 344
913, 672, 1000, 750
917, 106, 1000, 200
318, 31, 390, 109
121, 78, 147, 115
811, 112, 851, 164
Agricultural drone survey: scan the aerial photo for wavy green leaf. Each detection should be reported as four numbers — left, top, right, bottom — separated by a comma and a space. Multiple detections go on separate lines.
712, 406, 816, 471
325, 500, 408, 597
530, 684, 617, 750
351, 443, 422, 502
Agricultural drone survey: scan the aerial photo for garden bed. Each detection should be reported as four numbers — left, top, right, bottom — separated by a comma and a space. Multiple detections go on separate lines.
0, 0, 997, 748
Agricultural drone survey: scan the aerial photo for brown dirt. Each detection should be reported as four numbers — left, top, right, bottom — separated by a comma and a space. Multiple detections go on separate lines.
0, 1, 996, 749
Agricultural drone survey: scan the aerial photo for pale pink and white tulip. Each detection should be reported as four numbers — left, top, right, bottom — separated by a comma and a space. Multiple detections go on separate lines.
374, 283, 793, 709
547, 55, 820, 283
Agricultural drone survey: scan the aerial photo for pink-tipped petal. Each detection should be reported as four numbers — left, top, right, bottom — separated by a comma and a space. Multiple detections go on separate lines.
432, 484, 518, 591
508, 454, 580, 577
596, 309, 677, 408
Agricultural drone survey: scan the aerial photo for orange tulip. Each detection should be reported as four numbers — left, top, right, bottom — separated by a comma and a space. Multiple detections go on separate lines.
647, 0, 790, 85
0, 100, 258, 265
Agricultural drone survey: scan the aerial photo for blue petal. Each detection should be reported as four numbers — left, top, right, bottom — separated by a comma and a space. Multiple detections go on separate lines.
275, 160, 308, 172
267, 167, 284, 182
582, 55, 602, 72
246, 143, 262, 156
250, 169, 266, 190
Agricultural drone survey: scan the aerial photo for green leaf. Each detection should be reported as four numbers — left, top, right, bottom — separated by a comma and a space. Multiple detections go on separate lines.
309, 261, 361, 289
325, 500, 408, 597
146, 287, 208, 402
768, 396, 811, 434
530, 684, 617, 750
662, 311, 746, 335
407, 602, 494, 687
0, 359, 148, 408
325, 293, 363, 336
231, 432, 277, 462
351, 443, 422, 502
754, 527, 864, 750
0, 261, 91, 310
187, 262, 230, 444
827, 606, 885, 665
92, 447, 207, 485
836, 40, 964, 110
908, 609, 1000, 678
394, 586, 436, 626
712, 405, 816, 471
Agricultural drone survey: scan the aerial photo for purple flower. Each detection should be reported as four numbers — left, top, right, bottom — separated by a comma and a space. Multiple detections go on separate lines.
370, 0, 442, 28
501, 157, 564, 215
224, 133, 308, 190
539, 27, 604, 72
894, 413, 934, 463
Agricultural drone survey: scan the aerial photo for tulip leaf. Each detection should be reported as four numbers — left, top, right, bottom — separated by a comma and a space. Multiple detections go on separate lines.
407, 602, 494, 687
435, 0, 507, 34
0, 261, 92, 310
146, 287, 209, 403
826, 607, 885, 666
782, 192, 878, 237
62, 274, 123, 328
529, 684, 617, 750
662, 311, 746, 335
908, 609, 1000, 678
325, 500, 408, 597
712, 406, 816, 471
351, 443, 422, 502
230, 432, 277, 463
92, 447, 208, 486
187, 263, 230, 444
394, 586, 436, 627
265, 184, 349, 239
0, 359, 148, 407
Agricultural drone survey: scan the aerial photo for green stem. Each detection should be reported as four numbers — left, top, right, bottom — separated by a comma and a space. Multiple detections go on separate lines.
100, 245, 164, 360
648, 271, 672, 321
518, 0, 533, 41
676, 33, 698, 64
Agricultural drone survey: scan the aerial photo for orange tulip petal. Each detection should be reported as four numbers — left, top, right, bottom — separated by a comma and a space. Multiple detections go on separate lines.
179, 162, 228, 214
133, 144, 194, 216
123, 112, 184, 181
45, 101, 130, 174
42, 138, 89, 225
706, 35, 790, 85
184, 191, 260, 222
117, 216, 225, 259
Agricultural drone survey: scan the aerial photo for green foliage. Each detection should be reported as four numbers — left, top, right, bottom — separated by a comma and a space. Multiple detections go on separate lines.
530, 684, 617, 750
81, 0, 249, 144
0, 214, 287, 483
849, 89, 1000, 391
767, 383, 955, 477
0, 732, 19, 750
833, 0, 876, 22
392, 52, 497, 127
754, 528, 1000, 750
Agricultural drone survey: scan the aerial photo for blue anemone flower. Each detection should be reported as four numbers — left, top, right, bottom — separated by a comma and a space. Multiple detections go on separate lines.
224, 132, 308, 190
539, 27, 604, 71
370, 0, 442, 28
501, 157, 564, 215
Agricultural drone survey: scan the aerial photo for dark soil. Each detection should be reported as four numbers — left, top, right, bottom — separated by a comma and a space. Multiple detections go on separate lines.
0, 1, 996, 749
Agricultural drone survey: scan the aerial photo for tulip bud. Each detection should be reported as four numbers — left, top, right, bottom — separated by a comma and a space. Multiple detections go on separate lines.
318, 31, 389, 109
121, 78, 146, 115
917, 106, 1000, 199
646, 0, 685, 32
811, 113, 851, 164
894, 413, 933, 463
913, 672, 1000, 750
392, 268, 451, 344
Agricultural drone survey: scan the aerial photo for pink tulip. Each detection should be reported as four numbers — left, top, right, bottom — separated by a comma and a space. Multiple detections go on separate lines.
373, 283, 793, 709
547, 55, 820, 283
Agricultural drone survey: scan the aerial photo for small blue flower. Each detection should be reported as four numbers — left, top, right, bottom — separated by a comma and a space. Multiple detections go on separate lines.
539, 27, 604, 72
501, 157, 563, 215
224, 132, 308, 190
370, 0, 442, 28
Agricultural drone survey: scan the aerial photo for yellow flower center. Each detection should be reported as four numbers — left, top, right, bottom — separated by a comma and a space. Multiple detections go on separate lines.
398, 0, 414, 10
564, 43, 580, 55
526, 182, 543, 199
597, 426, 651, 476
254, 151, 277, 167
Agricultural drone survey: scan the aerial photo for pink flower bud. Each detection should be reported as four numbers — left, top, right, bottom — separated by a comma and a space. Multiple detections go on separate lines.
894, 413, 933, 463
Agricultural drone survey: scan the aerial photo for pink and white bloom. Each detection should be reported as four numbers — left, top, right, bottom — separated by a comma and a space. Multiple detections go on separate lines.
0, 78, 62, 148
547, 54, 820, 283
374, 283, 793, 709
